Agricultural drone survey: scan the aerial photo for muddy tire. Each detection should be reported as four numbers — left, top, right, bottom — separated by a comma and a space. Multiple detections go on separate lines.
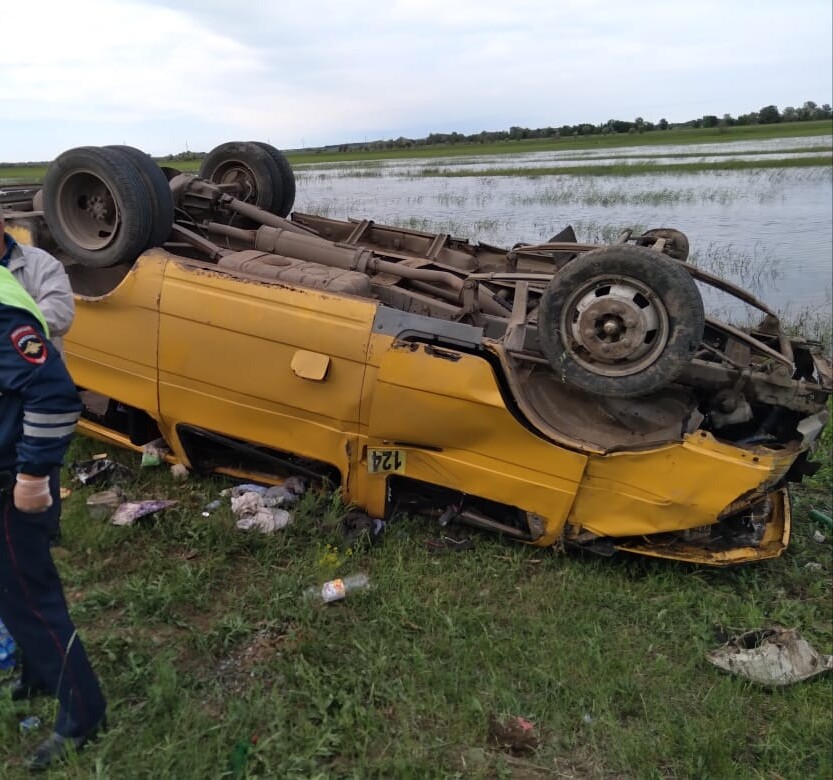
42, 146, 153, 268
199, 141, 282, 211
538, 245, 704, 397
106, 145, 174, 248
252, 142, 296, 217
637, 228, 690, 261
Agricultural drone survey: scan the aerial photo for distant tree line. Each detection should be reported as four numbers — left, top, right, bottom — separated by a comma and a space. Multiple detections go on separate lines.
323, 101, 832, 153
2, 101, 830, 167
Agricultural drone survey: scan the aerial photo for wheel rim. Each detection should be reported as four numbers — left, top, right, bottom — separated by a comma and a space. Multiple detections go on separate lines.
210, 160, 258, 202
55, 169, 122, 251
559, 274, 671, 377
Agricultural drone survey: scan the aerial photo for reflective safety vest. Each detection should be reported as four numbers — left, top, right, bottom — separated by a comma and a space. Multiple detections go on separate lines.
0, 265, 49, 337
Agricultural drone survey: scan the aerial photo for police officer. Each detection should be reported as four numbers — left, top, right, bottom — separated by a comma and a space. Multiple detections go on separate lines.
0, 266, 106, 770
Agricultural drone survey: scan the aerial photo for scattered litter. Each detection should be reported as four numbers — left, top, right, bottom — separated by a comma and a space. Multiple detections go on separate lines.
18, 716, 41, 734
809, 508, 833, 530
170, 463, 189, 480
71, 458, 133, 486
0, 617, 17, 671
706, 626, 833, 686
85, 487, 125, 521
340, 511, 385, 546
226, 483, 266, 497
111, 500, 178, 527
304, 573, 370, 603
582, 712, 594, 725
141, 439, 170, 467
282, 476, 306, 495
235, 508, 292, 534
59, 486, 72, 500
424, 535, 474, 553
804, 562, 823, 571
230, 478, 307, 533
229, 735, 258, 778
487, 714, 539, 755
812, 529, 827, 544
202, 499, 223, 517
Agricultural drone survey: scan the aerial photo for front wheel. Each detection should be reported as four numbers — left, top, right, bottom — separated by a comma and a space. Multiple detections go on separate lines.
537, 245, 704, 397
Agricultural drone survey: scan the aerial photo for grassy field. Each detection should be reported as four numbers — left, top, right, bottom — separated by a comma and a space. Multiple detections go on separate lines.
1, 121, 831, 182
284, 120, 833, 164
417, 156, 833, 179
0, 414, 830, 778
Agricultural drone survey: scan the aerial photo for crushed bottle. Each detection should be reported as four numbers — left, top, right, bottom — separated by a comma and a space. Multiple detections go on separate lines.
304, 573, 370, 603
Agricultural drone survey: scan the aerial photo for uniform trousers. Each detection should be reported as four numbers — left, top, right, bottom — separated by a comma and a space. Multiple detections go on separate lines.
0, 469, 105, 738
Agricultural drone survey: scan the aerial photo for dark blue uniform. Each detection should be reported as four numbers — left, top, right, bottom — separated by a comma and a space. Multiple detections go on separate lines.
0, 303, 106, 740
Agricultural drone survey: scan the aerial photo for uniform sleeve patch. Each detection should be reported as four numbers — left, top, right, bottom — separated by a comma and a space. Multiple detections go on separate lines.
11, 325, 48, 365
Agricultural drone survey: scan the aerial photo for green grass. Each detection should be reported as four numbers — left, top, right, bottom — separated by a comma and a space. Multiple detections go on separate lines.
284, 120, 833, 164
551, 144, 833, 161
417, 156, 831, 179
1, 122, 831, 183
0, 424, 830, 777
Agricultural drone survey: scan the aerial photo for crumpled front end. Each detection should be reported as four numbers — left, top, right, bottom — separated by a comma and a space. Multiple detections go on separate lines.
561, 413, 826, 565
613, 487, 791, 566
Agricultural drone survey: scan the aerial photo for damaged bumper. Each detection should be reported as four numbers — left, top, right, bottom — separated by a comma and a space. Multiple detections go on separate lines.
611, 487, 791, 566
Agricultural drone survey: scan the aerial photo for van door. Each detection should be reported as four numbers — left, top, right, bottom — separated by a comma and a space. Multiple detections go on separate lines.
157, 259, 377, 484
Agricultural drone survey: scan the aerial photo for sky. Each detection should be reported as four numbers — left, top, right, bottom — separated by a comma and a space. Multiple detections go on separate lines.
2, 0, 832, 162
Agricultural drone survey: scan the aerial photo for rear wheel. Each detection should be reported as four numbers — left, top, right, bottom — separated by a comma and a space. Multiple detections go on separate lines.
42, 146, 153, 268
106, 145, 174, 248
252, 141, 296, 217
198, 141, 282, 211
537, 245, 704, 397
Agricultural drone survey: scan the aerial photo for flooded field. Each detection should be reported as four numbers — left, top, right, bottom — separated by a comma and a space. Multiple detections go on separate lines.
293, 136, 833, 331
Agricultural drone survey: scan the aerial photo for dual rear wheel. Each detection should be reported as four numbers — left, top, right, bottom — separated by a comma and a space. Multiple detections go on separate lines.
41, 141, 296, 268
42, 145, 172, 268
198, 141, 295, 218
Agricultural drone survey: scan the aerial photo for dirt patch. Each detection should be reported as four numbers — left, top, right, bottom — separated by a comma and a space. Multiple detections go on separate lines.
214, 625, 293, 695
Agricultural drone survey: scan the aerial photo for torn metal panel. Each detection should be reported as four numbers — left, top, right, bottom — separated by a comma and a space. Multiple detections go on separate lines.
707, 627, 833, 686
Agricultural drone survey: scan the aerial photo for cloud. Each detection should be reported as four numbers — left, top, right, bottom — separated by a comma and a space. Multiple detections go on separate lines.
2, 0, 831, 160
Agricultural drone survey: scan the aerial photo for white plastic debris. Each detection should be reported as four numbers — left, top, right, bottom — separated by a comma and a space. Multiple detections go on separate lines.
111, 500, 178, 527
231, 491, 296, 533
227, 478, 306, 534
235, 508, 292, 534
706, 627, 833, 686
813, 530, 826, 544
170, 463, 189, 480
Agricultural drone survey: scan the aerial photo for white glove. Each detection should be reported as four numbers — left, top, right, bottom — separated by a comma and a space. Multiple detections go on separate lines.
14, 474, 53, 514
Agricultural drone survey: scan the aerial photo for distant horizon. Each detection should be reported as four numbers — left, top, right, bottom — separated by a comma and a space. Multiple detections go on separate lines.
2, 107, 830, 167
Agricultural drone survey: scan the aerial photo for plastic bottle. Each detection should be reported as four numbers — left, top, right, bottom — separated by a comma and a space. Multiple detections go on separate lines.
0, 618, 17, 671
304, 573, 370, 603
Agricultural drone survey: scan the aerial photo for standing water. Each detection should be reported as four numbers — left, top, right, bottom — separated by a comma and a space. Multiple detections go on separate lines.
293, 137, 832, 329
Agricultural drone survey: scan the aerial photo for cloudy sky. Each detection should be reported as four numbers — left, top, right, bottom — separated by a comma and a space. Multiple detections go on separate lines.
3, 1, 831, 162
